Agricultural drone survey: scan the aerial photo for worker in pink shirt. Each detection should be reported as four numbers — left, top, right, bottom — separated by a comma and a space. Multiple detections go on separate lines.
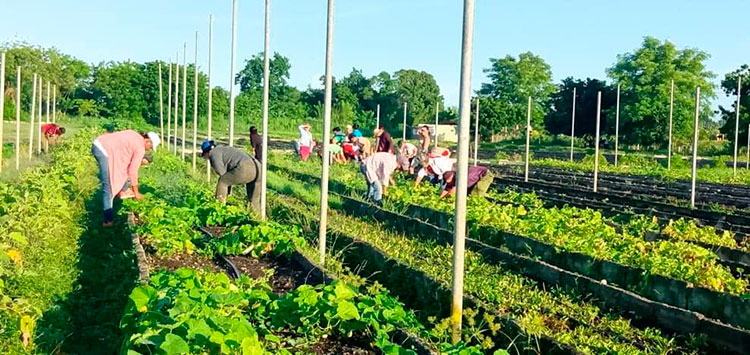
91, 130, 160, 227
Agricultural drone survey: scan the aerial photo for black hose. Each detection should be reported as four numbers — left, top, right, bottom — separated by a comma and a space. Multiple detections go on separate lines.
198, 226, 242, 280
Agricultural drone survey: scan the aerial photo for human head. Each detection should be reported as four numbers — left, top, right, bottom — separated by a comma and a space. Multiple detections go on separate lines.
443, 171, 456, 185
303, 123, 311, 131
201, 140, 216, 158
373, 127, 383, 137
250, 126, 258, 134
397, 140, 405, 148
59, 127, 66, 135
419, 125, 430, 136
143, 132, 161, 151
346, 125, 353, 134
333, 127, 342, 134
352, 124, 359, 130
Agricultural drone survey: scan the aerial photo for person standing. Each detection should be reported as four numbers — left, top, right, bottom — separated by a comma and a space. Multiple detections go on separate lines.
202, 140, 262, 212
360, 152, 398, 205
91, 130, 160, 227
249, 126, 263, 162
440, 166, 494, 198
297, 124, 313, 161
374, 126, 394, 153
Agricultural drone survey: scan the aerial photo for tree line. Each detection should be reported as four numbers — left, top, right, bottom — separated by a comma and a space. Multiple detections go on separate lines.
1, 37, 747, 150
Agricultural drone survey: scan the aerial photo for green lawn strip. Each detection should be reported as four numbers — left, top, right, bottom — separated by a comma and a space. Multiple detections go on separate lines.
265, 168, 703, 354
268, 153, 748, 297
124, 150, 487, 354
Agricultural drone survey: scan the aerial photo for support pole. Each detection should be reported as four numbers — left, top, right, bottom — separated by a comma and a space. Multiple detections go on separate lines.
158, 63, 164, 146
614, 84, 620, 166
691, 87, 700, 208
450, 0, 475, 343
733, 77, 742, 175
524, 96, 531, 182
37, 77, 42, 154
193, 31, 199, 170
28, 73, 36, 159
434, 101, 439, 147
167, 60, 172, 152
318, 0, 335, 265
207, 14, 214, 182
260, 0, 271, 220
228, 0, 238, 147
174, 51, 180, 154
376, 104, 380, 129
746, 123, 749, 170
52, 85, 56, 124
15, 67, 20, 169
402, 102, 407, 141
594, 91, 602, 192
44, 81, 50, 153
570, 87, 576, 161
0, 53, 4, 172
182, 43, 187, 159
473, 96, 479, 166
668, 80, 674, 169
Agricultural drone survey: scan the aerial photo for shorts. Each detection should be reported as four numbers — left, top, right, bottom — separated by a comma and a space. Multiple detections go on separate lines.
299, 145, 311, 160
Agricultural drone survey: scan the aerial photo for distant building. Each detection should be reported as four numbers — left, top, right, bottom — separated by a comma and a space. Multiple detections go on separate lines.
412, 122, 458, 143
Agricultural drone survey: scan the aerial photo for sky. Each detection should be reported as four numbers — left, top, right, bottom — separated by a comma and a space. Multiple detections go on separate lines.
1, 0, 748, 112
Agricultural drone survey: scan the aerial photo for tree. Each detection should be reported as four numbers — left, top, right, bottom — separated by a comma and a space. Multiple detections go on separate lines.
718, 65, 750, 149
545, 78, 617, 140
235, 52, 291, 96
478, 52, 556, 132
607, 37, 715, 148
393, 69, 443, 127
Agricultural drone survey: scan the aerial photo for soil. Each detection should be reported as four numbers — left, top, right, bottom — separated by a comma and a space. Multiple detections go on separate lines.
305, 333, 375, 354
228, 255, 322, 295
201, 225, 227, 237
146, 252, 223, 274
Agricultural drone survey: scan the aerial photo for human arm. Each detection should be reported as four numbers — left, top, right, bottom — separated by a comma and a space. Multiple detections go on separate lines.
440, 187, 455, 198
210, 150, 227, 176
128, 147, 146, 200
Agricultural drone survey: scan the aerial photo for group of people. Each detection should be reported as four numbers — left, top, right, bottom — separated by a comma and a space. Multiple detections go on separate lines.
297, 122, 493, 205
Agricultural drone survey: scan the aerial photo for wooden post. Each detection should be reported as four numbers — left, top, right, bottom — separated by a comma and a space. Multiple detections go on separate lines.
207, 14, 214, 182
260, 0, 271, 219
44, 81, 50, 153
174, 51, 180, 154
668, 80, 674, 169
570, 87, 576, 161
733, 77, 742, 175
37, 76, 42, 154
402, 102, 407, 141
167, 60, 172, 151
15, 67, 21, 169
614, 84, 620, 166
0, 53, 4, 172
746, 123, 749, 170
228, 0, 238, 147
193, 31, 199, 170
182, 43, 187, 159
473, 96, 479, 166
318, 0, 336, 265
524, 96, 531, 182
52, 85, 56, 123
691, 87, 700, 208
375, 104, 380, 129
451, 0, 475, 342
158, 63, 164, 147
593, 91, 602, 192
434, 101, 439, 147
28, 73, 36, 159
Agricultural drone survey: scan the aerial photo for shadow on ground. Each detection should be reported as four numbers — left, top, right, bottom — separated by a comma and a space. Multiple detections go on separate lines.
35, 192, 138, 354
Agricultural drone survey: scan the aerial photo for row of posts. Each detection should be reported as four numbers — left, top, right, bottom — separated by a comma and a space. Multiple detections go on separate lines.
0, 52, 59, 174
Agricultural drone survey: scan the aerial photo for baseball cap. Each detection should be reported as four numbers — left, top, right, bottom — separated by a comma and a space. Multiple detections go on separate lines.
146, 132, 161, 151
201, 140, 215, 154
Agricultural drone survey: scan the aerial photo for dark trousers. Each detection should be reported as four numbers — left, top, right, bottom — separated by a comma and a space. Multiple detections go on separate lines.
216, 159, 262, 212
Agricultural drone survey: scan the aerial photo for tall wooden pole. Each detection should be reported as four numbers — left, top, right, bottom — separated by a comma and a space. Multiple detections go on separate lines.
593, 91, 602, 192
167, 60, 172, 152
570, 87, 576, 161
318, 0, 335, 264
52, 85, 56, 123
260, 0, 271, 219
524, 96, 531, 182
182, 43, 187, 159
207, 14, 214, 181
0, 53, 5, 172
691, 87, 701, 208
228, 0, 238, 147
15, 67, 21, 169
37, 77, 42, 154
44, 81, 50, 152
158, 63, 164, 146
28, 73, 36, 158
614, 84, 620, 166
733, 77, 742, 175
450, 0, 475, 342
193, 31, 199, 170
375, 104, 380, 129
402, 102, 407, 141
668, 80, 674, 169
473, 96, 479, 166
746, 123, 749, 170
434, 101, 439, 147
174, 51, 180, 154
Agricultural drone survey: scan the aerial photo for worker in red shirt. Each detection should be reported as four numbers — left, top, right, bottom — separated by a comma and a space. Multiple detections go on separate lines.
41, 123, 66, 146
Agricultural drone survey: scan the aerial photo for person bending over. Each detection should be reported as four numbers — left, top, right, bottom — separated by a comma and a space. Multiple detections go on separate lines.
202, 140, 262, 213
360, 152, 398, 205
440, 166, 494, 198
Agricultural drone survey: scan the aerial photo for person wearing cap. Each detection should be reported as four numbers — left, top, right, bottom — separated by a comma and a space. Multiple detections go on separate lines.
91, 130, 160, 227
333, 127, 346, 144
360, 152, 398, 205
440, 166, 494, 198
373, 126, 394, 154
42, 123, 66, 146
202, 140, 263, 212
297, 124, 314, 161
249, 126, 263, 162
347, 124, 363, 138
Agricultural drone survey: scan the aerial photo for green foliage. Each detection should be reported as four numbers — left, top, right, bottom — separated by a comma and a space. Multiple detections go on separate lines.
545, 77, 617, 140
607, 37, 716, 148
479, 52, 556, 132
206, 223, 303, 258
718, 65, 750, 147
